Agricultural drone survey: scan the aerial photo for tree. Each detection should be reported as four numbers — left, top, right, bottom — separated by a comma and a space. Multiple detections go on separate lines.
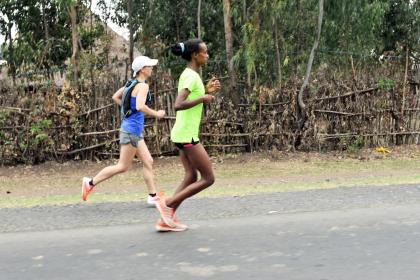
1, 0, 418, 93
69, 1, 79, 87
114, 0, 149, 78
323, 0, 387, 55
223, 0, 239, 104
56, 0, 79, 87
197, 0, 202, 39
127, 0, 133, 68
0, 0, 20, 84
232, 0, 292, 88
40, 0, 50, 71
382, 0, 420, 55
121, 0, 225, 78
297, 0, 324, 111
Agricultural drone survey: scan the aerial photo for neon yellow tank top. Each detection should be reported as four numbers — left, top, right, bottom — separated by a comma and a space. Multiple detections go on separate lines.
170, 68, 205, 143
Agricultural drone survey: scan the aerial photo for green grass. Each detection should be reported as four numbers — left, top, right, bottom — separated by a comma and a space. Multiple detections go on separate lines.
1, 151, 420, 208
2, 172, 419, 208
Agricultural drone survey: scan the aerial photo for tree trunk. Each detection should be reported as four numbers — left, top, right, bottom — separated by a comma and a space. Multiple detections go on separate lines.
69, 3, 79, 88
401, 47, 409, 115
197, 0, 202, 39
176, 15, 180, 41
242, 0, 251, 88
42, 0, 50, 41
103, 2, 110, 65
274, 18, 282, 90
89, 0, 93, 46
7, 22, 16, 85
297, 0, 324, 111
128, 0, 134, 74
89, 0, 96, 107
41, 0, 51, 78
223, 0, 239, 104
197, 0, 203, 77
295, 0, 301, 75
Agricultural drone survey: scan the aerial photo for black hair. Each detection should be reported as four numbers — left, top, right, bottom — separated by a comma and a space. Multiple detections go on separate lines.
170, 39, 204, 61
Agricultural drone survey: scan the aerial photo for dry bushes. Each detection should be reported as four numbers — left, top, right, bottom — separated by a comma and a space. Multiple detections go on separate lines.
1, 64, 419, 165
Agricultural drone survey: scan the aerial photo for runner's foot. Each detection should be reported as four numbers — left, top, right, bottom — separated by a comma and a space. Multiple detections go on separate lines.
82, 177, 93, 201
147, 194, 158, 207
155, 218, 188, 232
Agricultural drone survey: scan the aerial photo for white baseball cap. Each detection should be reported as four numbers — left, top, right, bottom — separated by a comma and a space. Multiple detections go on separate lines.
132, 56, 158, 77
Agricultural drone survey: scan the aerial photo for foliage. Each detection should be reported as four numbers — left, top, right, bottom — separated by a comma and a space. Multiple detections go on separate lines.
347, 136, 365, 154
0, 0, 109, 80
1, 0, 419, 83
323, 0, 388, 54
378, 77, 395, 91
30, 119, 52, 144
382, 0, 420, 54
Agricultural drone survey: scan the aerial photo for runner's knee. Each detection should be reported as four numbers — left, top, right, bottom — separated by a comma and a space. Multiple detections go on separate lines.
204, 173, 215, 186
116, 163, 130, 173
186, 170, 198, 182
143, 157, 154, 170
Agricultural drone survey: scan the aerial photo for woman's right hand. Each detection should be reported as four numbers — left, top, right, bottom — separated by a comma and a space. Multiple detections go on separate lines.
202, 94, 215, 105
156, 110, 166, 119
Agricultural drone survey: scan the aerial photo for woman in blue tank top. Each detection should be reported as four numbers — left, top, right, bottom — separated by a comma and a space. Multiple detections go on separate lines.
81, 56, 166, 205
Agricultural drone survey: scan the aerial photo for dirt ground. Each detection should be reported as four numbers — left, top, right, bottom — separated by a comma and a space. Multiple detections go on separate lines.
1, 145, 420, 207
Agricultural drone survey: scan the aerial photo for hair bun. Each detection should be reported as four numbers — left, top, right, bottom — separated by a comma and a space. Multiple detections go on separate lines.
170, 43, 183, 56
170, 39, 203, 61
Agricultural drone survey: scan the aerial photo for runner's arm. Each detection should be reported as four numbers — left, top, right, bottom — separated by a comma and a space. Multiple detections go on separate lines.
112, 87, 124, 105
174, 88, 213, 111
135, 83, 165, 118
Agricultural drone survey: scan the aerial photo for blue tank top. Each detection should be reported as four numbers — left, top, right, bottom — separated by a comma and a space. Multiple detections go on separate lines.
121, 96, 144, 137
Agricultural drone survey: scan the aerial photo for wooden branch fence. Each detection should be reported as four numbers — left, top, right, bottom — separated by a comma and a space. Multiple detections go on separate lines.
1, 66, 419, 164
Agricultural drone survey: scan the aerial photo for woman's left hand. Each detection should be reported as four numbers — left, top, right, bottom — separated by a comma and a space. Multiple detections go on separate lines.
206, 77, 221, 94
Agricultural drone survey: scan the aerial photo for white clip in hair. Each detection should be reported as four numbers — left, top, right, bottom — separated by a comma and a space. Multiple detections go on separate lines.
180, 42, 185, 54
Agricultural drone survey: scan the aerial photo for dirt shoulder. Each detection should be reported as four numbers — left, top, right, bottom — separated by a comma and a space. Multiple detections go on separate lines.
1, 145, 420, 208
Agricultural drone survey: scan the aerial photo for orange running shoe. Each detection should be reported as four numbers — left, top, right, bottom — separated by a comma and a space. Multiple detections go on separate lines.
172, 214, 188, 230
154, 193, 177, 227
82, 177, 94, 201
155, 218, 187, 232
155, 219, 171, 232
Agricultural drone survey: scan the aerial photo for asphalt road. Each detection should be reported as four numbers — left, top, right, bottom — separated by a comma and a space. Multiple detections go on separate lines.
1, 185, 420, 279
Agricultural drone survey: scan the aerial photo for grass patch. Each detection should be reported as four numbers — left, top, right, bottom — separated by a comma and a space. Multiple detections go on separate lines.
1, 149, 420, 208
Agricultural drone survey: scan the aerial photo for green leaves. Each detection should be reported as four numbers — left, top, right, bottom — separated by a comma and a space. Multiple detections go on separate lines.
382, 0, 420, 53
30, 119, 52, 135
1, 0, 419, 89
378, 77, 395, 91
30, 119, 53, 147
0, 0, 72, 75
283, 56, 289, 67
323, 0, 387, 53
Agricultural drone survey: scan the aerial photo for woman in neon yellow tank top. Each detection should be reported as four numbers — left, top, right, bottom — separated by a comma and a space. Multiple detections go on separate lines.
154, 39, 221, 232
